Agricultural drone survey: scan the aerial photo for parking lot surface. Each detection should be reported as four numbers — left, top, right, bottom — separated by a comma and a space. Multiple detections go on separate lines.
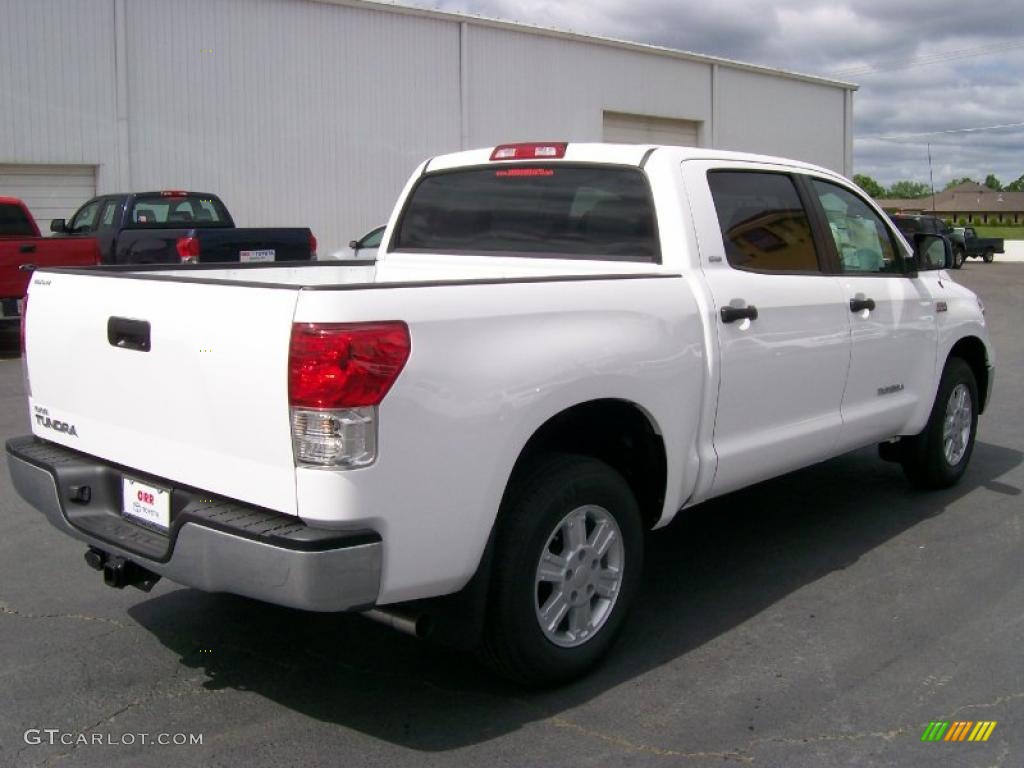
2, 263, 1022, 768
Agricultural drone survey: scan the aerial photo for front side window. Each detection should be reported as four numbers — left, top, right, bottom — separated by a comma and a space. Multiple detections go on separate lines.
393, 165, 659, 262
707, 171, 821, 272
69, 200, 102, 233
359, 226, 384, 249
812, 180, 902, 274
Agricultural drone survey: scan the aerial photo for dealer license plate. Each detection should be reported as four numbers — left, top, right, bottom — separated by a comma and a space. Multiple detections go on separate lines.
239, 249, 275, 263
122, 478, 171, 531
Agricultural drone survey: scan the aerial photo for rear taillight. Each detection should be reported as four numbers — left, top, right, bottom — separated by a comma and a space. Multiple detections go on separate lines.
20, 293, 30, 396
176, 236, 200, 264
309, 232, 318, 259
288, 322, 410, 467
19, 293, 28, 357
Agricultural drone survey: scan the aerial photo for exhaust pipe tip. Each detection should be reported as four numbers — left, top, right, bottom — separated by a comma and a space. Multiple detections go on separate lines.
362, 608, 431, 638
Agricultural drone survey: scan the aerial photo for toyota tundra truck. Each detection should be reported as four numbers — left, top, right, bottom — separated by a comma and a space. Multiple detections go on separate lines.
6, 143, 994, 685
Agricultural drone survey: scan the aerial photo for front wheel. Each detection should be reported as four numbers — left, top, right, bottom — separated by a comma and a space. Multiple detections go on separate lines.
901, 357, 978, 489
983, 248, 995, 263
952, 247, 965, 269
482, 454, 644, 686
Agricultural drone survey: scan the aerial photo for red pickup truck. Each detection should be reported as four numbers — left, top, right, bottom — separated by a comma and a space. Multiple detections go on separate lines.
0, 197, 100, 331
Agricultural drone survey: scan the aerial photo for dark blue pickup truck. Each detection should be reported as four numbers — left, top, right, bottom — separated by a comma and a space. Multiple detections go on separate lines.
50, 191, 316, 264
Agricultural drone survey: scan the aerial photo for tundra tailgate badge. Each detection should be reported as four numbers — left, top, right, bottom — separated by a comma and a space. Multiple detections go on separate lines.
33, 407, 79, 437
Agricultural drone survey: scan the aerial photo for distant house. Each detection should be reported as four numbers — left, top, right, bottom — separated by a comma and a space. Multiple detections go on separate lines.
876, 182, 1024, 225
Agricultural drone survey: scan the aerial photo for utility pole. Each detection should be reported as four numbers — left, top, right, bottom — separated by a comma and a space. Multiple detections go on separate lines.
927, 142, 936, 213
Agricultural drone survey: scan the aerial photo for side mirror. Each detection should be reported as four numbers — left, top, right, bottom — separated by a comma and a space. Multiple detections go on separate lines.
349, 240, 361, 250
50, 218, 67, 234
914, 233, 952, 271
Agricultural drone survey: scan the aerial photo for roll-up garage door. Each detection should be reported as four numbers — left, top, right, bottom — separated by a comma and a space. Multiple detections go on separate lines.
603, 111, 700, 147
0, 165, 96, 233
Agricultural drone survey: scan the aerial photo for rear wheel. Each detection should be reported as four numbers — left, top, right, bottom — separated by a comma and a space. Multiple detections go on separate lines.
481, 454, 643, 686
952, 247, 965, 269
900, 357, 978, 489
983, 248, 995, 263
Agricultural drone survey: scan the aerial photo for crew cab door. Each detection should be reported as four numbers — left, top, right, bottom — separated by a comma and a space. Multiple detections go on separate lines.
804, 177, 938, 447
683, 161, 852, 497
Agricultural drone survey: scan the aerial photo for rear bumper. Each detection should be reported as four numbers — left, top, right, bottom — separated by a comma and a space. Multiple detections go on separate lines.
5, 436, 381, 612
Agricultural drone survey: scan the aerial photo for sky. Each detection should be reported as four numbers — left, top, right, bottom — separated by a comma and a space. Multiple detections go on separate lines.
418, 0, 1024, 190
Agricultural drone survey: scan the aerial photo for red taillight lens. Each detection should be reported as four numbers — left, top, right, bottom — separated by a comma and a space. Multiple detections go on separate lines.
288, 322, 410, 408
490, 142, 567, 161
176, 236, 200, 263
309, 232, 318, 258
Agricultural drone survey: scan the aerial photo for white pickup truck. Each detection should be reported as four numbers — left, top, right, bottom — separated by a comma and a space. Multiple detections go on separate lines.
7, 143, 993, 685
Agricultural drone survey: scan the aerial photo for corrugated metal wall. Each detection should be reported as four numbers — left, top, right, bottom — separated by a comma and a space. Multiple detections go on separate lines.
124, 0, 460, 250
716, 68, 847, 172
0, 0, 852, 253
464, 26, 712, 148
0, 0, 118, 188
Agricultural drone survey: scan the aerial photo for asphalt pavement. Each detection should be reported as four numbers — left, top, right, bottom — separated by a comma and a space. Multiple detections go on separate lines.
1, 263, 1022, 768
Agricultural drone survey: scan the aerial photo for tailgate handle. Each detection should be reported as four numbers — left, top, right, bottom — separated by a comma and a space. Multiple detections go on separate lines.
107, 317, 151, 352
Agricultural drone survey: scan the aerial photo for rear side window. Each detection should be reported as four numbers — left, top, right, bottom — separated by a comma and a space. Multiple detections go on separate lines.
393, 165, 659, 262
128, 195, 230, 227
0, 203, 36, 236
707, 171, 821, 272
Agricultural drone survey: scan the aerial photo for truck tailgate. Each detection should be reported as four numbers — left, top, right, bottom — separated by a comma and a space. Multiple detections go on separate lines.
24, 272, 301, 516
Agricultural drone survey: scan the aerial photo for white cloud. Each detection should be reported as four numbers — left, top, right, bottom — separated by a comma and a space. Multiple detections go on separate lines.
425, 0, 1024, 188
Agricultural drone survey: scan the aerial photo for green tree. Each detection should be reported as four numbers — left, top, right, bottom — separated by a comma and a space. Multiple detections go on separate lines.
985, 174, 1002, 191
886, 180, 932, 199
1005, 174, 1024, 192
944, 176, 977, 190
853, 174, 885, 197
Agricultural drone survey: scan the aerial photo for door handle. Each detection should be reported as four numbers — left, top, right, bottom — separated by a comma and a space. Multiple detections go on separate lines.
19, 244, 36, 253
720, 305, 758, 323
849, 297, 876, 312
107, 317, 151, 352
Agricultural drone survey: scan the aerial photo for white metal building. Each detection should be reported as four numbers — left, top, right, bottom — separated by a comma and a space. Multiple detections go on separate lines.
0, 0, 856, 253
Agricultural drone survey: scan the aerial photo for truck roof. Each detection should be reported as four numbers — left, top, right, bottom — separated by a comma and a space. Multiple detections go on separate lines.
91, 191, 221, 201
425, 142, 845, 180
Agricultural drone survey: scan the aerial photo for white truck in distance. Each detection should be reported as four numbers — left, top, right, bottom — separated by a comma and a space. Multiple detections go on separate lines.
8, 143, 993, 685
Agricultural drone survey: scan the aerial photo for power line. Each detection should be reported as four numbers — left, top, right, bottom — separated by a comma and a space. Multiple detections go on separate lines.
859, 121, 1024, 142
828, 40, 1024, 78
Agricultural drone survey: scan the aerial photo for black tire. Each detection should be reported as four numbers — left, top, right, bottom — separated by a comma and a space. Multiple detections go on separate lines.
481, 454, 644, 686
900, 357, 978, 489
952, 248, 965, 269
983, 248, 994, 263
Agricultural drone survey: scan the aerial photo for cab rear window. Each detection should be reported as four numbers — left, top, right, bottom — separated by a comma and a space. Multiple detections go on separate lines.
393, 165, 659, 262
128, 195, 230, 227
0, 203, 36, 236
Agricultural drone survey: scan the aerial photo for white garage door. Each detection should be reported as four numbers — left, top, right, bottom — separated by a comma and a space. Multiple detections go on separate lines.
603, 111, 701, 147
0, 165, 96, 233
